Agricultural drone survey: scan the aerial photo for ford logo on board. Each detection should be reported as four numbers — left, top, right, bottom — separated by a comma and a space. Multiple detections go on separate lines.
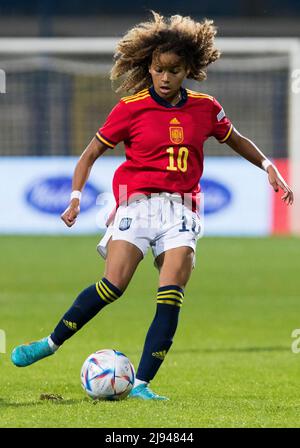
201, 178, 232, 214
26, 176, 100, 214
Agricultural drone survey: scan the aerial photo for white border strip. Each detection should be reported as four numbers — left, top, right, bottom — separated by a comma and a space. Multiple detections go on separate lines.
0, 37, 119, 54
0, 37, 298, 54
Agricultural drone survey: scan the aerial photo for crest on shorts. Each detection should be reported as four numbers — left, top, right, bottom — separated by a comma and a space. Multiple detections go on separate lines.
119, 217, 132, 231
169, 126, 184, 144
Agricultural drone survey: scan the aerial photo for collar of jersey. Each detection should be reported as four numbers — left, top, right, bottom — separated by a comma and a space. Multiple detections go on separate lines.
149, 86, 188, 108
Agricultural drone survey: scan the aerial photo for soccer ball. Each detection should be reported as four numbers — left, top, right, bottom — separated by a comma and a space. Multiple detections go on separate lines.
80, 349, 135, 400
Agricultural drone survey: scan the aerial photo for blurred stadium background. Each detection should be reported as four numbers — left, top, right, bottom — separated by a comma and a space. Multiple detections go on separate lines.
0, 1, 299, 235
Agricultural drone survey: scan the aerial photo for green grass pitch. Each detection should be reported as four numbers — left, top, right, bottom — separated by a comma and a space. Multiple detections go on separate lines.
1, 235, 300, 428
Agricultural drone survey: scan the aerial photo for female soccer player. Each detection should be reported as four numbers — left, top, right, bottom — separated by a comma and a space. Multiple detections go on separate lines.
12, 12, 293, 400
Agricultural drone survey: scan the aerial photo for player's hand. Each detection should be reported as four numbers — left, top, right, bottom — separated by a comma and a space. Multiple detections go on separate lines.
61, 199, 80, 227
267, 165, 294, 205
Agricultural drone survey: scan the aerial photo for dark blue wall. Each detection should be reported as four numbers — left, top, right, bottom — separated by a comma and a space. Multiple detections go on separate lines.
0, 0, 300, 16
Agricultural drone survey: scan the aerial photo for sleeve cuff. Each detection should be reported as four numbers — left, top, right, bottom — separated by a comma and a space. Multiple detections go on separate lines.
218, 124, 233, 143
96, 132, 115, 149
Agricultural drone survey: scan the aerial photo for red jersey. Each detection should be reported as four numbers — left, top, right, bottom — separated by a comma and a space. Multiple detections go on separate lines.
96, 86, 232, 209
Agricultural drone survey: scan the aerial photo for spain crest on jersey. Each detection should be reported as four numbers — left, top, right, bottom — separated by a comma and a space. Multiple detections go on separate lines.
169, 127, 184, 144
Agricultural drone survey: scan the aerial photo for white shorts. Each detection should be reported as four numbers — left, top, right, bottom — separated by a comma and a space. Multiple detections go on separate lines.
97, 193, 202, 269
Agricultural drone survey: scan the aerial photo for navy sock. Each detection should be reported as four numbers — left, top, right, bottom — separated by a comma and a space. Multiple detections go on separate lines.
136, 285, 184, 383
51, 278, 122, 346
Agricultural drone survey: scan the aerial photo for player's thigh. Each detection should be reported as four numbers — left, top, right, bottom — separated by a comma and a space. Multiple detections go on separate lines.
103, 238, 143, 291
156, 246, 194, 289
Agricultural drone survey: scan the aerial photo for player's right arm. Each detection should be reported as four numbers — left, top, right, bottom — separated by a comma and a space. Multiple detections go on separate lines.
61, 100, 131, 227
61, 137, 107, 227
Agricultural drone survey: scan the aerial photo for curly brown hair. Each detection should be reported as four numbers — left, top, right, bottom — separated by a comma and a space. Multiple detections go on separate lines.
110, 11, 220, 94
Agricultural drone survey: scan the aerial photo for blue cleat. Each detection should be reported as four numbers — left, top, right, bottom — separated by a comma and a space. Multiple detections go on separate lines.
11, 337, 54, 367
128, 383, 169, 401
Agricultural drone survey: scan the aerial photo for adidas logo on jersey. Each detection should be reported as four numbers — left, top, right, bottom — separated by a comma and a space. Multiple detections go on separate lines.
169, 118, 180, 124
152, 350, 168, 360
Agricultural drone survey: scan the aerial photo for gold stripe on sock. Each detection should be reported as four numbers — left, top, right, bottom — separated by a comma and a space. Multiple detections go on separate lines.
100, 280, 119, 301
95, 282, 112, 304
157, 299, 182, 307
157, 289, 184, 299
98, 282, 116, 303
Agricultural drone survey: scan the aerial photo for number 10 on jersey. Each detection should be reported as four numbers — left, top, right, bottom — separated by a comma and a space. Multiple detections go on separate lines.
166, 147, 189, 173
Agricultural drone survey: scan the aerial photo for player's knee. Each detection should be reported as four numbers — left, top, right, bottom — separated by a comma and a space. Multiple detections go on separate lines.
159, 276, 189, 290
102, 275, 128, 293
159, 255, 194, 288
103, 266, 135, 292
95, 277, 124, 305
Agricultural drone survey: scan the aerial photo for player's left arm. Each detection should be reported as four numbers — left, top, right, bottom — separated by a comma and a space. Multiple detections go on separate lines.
226, 127, 294, 205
